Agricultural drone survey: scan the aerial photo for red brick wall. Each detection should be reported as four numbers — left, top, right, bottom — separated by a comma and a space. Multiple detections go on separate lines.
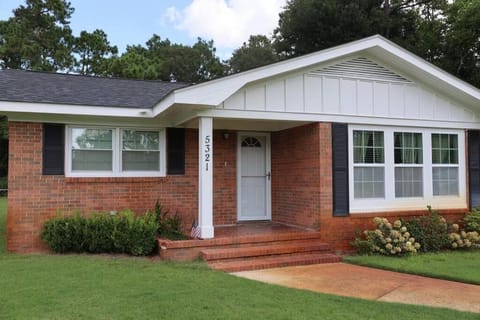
6, 122, 237, 253
271, 123, 324, 228
213, 131, 237, 225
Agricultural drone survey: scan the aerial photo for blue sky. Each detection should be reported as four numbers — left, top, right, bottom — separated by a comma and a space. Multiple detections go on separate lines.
0, 0, 286, 59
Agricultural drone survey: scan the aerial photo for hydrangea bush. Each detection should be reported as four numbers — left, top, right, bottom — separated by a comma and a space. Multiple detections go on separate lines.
448, 224, 480, 249
353, 217, 420, 256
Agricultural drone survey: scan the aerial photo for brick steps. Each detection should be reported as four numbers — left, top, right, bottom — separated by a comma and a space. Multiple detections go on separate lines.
201, 240, 332, 260
201, 236, 341, 272
208, 253, 342, 272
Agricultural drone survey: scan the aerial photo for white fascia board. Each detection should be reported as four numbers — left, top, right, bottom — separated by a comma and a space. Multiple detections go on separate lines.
197, 109, 480, 130
0, 101, 154, 118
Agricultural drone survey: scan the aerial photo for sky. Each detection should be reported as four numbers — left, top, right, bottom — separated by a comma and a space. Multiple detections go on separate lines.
0, 0, 287, 60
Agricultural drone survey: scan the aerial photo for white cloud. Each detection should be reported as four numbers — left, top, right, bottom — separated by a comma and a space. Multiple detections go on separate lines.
164, 0, 286, 50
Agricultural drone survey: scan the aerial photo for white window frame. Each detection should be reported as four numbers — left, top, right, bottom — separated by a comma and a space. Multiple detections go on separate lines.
66, 126, 166, 177
348, 125, 466, 213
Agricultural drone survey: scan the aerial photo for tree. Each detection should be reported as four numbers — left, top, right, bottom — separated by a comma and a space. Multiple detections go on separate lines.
228, 35, 279, 73
106, 35, 225, 83
72, 29, 118, 75
272, 0, 431, 57
441, 0, 480, 87
0, 0, 74, 71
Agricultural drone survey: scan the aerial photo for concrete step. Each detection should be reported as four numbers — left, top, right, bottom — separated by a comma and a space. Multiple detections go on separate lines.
208, 253, 342, 272
201, 241, 333, 261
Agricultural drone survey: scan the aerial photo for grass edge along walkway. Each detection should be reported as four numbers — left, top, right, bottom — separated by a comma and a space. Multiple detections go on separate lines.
344, 251, 480, 285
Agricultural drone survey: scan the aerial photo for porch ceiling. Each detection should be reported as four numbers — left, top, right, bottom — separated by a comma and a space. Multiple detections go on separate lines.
183, 117, 311, 132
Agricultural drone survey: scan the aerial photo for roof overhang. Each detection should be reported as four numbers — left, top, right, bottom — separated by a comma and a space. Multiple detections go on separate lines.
153, 35, 480, 114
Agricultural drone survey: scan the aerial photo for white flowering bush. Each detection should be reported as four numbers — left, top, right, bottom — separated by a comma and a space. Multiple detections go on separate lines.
352, 217, 420, 256
448, 224, 480, 249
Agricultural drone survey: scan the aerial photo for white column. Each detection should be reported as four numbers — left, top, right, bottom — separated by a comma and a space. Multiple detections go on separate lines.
198, 117, 214, 238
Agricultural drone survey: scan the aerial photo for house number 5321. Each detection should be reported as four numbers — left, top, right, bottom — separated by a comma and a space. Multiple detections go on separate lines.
204, 135, 211, 171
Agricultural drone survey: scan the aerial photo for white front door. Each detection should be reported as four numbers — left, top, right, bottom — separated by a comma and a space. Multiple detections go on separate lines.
237, 133, 271, 221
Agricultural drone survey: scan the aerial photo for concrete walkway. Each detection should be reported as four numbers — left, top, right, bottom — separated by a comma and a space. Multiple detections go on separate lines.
233, 263, 480, 313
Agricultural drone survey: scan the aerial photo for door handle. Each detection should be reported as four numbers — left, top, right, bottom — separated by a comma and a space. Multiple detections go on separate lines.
266, 171, 271, 180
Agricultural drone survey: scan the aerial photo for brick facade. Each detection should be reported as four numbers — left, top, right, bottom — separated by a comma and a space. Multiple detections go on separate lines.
271, 123, 325, 228
271, 122, 466, 252
6, 122, 237, 252
6, 121, 467, 253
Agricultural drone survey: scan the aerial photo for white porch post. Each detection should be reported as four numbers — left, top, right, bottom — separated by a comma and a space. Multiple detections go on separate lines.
198, 117, 214, 238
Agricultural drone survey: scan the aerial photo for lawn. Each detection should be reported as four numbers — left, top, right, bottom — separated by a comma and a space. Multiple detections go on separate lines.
0, 198, 478, 319
344, 251, 480, 285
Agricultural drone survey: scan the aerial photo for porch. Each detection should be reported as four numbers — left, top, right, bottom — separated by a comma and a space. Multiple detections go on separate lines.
158, 222, 341, 272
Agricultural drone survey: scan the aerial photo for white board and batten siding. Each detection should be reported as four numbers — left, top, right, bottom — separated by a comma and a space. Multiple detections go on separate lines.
221, 57, 478, 125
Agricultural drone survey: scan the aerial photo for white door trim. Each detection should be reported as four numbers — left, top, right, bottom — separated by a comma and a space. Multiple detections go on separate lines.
237, 132, 271, 221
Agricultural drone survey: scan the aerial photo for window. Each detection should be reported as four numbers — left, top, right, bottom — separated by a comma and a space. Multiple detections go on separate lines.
71, 128, 113, 171
122, 130, 160, 171
349, 125, 465, 213
394, 132, 423, 197
67, 126, 165, 177
432, 134, 459, 196
353, 130, 384, 198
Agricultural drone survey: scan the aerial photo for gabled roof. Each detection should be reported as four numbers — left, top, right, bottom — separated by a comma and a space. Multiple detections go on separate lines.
157, 35, 480, 113
0, 69, 189, 108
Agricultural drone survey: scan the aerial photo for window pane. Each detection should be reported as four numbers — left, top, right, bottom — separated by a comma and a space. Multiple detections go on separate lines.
353, 167, 385, 199
394, 132, 422, 164
72, 150, 112, 171
72, 128, 112, 149
432, 134, 458, 164
353, 130, 384, 164
433, 167, 459, 196
395, 167, 423, 197
122, 151, 160, 171
122, 130, 159, 150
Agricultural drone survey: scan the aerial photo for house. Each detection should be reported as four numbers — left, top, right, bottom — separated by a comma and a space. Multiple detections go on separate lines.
1, 35, 479, 254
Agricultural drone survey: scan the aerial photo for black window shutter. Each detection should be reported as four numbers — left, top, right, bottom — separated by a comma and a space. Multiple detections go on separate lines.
332, 123, 349, 216
43, 124, 65, 175
167, 128, 185, 175
468, 130, 480, 208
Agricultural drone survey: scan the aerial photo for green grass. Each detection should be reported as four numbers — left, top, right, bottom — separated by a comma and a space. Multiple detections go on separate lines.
0, 199, 477, 319
344, 251, 480, 285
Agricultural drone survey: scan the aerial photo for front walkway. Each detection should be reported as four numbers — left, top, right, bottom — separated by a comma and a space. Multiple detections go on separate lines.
233, 263, 480, 313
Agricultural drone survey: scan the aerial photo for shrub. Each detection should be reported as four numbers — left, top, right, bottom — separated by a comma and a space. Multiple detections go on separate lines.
155, 201, 186, 240
42, 209, 158, 256
352, 217, 420, 256
41, 213, 85, 253
463, 208, 480, 233
404, 206, 449, 253
448, 224, 480, 249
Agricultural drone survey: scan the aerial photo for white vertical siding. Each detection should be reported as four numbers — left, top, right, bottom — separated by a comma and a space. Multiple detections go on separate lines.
323, 77, 340, 114
266, 79, 285, 112
357, 80, 374, 114
340, 79, 356, 114
285, 75, 304, 112
305, 75, 322, 113
221, 58, 478, 124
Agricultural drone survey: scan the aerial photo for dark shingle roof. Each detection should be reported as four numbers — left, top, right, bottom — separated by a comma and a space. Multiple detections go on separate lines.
0, 69, 190, 108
